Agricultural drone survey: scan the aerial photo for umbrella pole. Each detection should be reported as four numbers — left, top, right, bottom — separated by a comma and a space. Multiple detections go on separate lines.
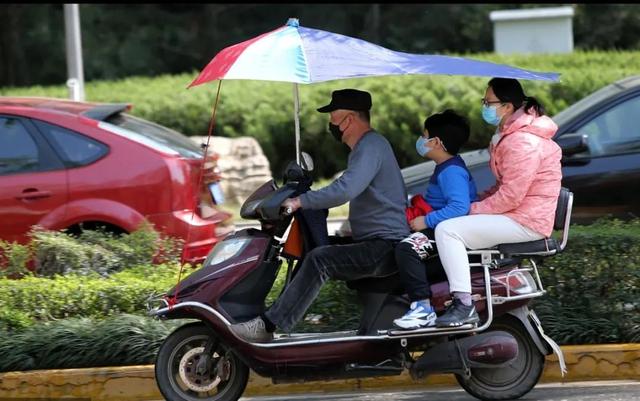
169, 79, 223, 309
293, 83, 300, 165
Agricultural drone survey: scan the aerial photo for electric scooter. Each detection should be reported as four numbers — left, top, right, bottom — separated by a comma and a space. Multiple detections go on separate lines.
149, 153, 571, 401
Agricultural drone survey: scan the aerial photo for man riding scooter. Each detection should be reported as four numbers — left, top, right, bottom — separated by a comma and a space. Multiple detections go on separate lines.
230, 88, 410, 342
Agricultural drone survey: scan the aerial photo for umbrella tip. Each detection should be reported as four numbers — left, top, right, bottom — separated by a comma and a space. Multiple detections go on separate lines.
286, 18, 299, 27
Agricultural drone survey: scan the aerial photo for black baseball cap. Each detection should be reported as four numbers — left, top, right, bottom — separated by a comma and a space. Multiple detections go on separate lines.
317, 89, 372, 113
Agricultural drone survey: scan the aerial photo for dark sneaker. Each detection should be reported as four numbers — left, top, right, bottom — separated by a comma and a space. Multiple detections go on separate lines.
229, 316, 274, 343
393, 300, 437, 329
435, 298, 480, 328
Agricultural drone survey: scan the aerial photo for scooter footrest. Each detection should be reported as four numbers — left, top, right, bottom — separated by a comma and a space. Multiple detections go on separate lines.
345, 362, 404, 373
383, 323, 476, 336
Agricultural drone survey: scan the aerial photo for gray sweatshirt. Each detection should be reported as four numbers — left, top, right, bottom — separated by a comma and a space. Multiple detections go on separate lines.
299, 130, 410, 242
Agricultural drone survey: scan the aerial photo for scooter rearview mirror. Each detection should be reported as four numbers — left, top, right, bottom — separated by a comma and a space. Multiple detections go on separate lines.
300, 151, 314, 172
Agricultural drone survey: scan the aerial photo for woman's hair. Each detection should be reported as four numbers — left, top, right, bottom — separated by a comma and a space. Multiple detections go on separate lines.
488, 77, 546, 116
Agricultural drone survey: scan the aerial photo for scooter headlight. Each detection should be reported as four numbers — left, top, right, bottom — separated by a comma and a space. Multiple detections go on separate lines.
203, 237, 251, 267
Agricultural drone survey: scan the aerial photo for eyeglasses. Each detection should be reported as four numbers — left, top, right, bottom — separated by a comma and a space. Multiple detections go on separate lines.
480, 98, 503, 107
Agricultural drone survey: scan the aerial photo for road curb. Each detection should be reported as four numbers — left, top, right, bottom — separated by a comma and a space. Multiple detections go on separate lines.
0, 344, 638, 400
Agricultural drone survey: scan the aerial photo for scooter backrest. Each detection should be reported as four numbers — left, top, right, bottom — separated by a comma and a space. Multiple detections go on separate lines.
554, 187, 573, 252
554, 187, 570, 230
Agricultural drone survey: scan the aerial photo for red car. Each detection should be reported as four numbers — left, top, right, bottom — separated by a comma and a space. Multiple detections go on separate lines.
0, 97, 234, 264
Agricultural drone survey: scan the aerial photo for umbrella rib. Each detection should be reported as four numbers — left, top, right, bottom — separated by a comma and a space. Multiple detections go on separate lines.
298, 39, 312, 83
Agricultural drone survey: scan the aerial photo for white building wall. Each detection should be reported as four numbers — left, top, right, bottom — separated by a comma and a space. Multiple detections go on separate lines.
490, 7, 574, 54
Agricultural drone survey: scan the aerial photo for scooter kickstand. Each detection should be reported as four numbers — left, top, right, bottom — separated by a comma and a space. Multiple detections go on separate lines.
455, 338, 471, 379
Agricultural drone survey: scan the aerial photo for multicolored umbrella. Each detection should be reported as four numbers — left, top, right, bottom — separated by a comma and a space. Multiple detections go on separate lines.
189, 18, 560, 162
189, 18, 559, 87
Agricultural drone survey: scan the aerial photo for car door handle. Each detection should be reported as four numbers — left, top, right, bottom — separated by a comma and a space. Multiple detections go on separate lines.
16, 189, 52, 200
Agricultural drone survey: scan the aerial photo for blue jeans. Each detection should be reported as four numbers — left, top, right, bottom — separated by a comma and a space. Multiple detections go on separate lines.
265, 239, 397, 332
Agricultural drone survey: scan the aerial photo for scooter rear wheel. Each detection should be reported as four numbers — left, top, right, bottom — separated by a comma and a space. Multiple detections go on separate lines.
155, 323, 249, 401
455, 315, 545, 401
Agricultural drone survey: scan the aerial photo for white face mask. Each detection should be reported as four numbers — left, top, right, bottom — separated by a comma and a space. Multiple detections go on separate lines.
416, 136, 435, 157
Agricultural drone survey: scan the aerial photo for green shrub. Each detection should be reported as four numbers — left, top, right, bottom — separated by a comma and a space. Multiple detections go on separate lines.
532, 218, 640, 345
0, 263, 185, 329
0, 240, 32, 279
74, 221, 183, 268
265, 262, 361, 332
0, 314, 185, 372
0, 309, 32, 332
31, 228, 121, 277
0, 220, 638, 372
2, 219, 638, 355
27, 222, 182, 277
268, 219, 640, 342
1, 51, 638, 178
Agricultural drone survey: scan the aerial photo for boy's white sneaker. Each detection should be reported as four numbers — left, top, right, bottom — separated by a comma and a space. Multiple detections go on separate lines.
393, 300, 437, 330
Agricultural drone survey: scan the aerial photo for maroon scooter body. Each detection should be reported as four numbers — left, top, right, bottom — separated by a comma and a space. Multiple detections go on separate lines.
152, 163, 570, 401
155, 189, 534, 380
159, 228, 409, 376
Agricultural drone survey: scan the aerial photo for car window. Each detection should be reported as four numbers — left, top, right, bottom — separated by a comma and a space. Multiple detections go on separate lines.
576, 95, 640, 157
0, 117, 40, 175
33, 120, 109, 167
102, 113, 202, 158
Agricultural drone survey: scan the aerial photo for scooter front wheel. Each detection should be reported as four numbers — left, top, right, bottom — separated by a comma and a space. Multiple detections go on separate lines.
455, 315, 545, 401
155, 323, 249, 401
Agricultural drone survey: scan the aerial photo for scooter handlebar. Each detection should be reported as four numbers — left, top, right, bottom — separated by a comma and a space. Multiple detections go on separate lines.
282, 206, 294, 216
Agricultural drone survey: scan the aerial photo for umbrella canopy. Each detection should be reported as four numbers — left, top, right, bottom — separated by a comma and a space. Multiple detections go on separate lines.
189, 18, 559, 88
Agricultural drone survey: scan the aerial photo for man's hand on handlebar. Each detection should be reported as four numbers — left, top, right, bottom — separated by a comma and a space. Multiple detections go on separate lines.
282, 197, 302, 216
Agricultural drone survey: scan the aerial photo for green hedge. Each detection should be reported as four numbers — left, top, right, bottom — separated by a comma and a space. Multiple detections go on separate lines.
0, 264, 185, 331
32, 224, 182, 278
0, 314, 183, 372
2, 51, 638, 178
278, 218, 640, 343
0, 220, 638, 372
0, 223, 183, 279
532, 219, 640, 344
2, 219, 638, 343
0, 225, 187, 331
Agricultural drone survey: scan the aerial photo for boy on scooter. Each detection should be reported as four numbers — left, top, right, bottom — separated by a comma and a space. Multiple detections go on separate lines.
393, 109, 479, 330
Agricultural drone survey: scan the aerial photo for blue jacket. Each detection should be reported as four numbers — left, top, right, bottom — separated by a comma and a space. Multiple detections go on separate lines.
423, 155, 478, 229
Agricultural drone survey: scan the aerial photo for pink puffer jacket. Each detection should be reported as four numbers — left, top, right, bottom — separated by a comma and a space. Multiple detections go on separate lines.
470, 107, 562, 237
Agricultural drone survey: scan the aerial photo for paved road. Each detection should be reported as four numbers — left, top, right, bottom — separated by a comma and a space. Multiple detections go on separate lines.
240, 380, 640, 401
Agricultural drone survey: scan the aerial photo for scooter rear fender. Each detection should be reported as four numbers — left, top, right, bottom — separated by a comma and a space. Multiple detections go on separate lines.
507, 306, 551, 356
508, 305, 567, 375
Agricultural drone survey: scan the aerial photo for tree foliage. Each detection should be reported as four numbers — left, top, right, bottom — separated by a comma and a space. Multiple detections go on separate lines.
3, 50, 637, 179
1, 4, 639, 87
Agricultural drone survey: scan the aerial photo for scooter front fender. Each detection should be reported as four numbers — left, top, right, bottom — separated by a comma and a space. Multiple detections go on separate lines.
150, 301, 244, 346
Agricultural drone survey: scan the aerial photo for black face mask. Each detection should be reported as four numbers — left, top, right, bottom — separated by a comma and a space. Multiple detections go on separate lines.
328, 115, 349, 142
328, 122, 343, 142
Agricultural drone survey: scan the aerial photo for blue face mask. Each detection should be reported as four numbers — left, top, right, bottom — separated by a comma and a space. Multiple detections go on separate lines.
482, 104, 501, 126
415, 136, 434, 157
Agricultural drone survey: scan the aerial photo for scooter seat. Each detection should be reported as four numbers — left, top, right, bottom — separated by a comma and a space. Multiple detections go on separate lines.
346, 272, 405, 294
495, 187, 572, 258
497, 237, 558, 257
